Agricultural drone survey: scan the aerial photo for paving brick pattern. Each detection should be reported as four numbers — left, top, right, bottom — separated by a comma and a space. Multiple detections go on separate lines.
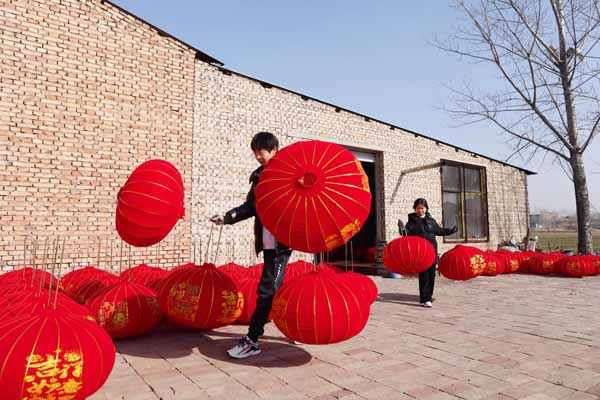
91, 273, 600, 400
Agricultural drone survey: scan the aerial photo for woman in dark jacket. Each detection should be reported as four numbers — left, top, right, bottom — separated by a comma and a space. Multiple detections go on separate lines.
405, 198, 457, 308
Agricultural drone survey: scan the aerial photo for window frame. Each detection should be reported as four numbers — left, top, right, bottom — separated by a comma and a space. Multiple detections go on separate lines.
441, 160, 490, 243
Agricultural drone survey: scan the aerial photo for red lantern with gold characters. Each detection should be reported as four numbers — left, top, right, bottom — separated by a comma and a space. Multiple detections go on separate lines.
482, 252, 504, 276
116, 159, 185, 247
526, 253, 563, 275
87, 281, 162, 338
439, 245, 486, 281
0, 309, 115, 400
256, 140, 371, 253
272, 270, 370, 344
558, 256, 596, 278
70, 273, 120, 305
235, 275, 261, 325
383, 236, 436, 275
158, 263, 244, 329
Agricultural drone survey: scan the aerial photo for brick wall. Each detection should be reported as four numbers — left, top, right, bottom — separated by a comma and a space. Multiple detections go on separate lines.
0, 0, 195, 273
192, 62, 529, 267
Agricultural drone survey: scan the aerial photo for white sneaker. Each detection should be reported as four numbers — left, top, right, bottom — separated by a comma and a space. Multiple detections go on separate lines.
227, 336, 261, 359
423, 301, 433, 308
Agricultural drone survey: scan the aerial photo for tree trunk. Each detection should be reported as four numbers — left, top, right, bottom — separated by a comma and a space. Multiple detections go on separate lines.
570, 151, 594, 254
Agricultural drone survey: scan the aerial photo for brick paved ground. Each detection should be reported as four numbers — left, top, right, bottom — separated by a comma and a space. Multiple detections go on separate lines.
91, 273, 600, 400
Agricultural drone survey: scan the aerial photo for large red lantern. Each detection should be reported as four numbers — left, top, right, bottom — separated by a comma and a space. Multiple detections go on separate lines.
272, 271, 370, 344
495, 251, 520, 274
217, 263, 249, 284
158, 263, 244, 329
482, 252, 504, 276
439, 245, 486, 281
116, 159, 185, 247
382, 236, 435, 274
0, 309, 115, 400
120, 263, 167, 286
284, 260, 316, 283
527, 253, 563, 275
255, 140, 371, 253
60, 267, 116, 298
70, 274, 120, 305
335, 271, 379, 304
0, 267, 58, 290
558, 256, 596, 277
1, 289, 95, 322
88, 281, 162, 338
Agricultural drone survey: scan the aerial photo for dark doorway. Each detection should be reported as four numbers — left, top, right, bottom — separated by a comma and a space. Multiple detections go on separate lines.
319, 157, 378, 273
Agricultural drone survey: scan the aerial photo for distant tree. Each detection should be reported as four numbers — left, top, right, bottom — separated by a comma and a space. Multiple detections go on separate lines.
437, 0, 600, 253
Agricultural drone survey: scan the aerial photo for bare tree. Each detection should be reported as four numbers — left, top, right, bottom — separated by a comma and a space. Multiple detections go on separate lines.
437, 0, 600, 253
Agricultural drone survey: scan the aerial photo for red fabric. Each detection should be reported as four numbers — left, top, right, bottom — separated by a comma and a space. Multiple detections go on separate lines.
382, 236, 435, 274
88, 281, 161, 339
335, 271, 378, 304
495, 251, 521, 273
558, 256, 596, 277
116, 159, 185, 247
482, 252, 505, 276
0, 309, 115, 399
315, 263, 343, 273
248, 263, 264, 278
158, 263, 243, 329
60, 267, 116, 298
217, 263, 249, 284
272, 271, 370, 344
255, 140, 372, 253
439, 245, 486, 281
583, 255, 600, 275
120, 264, 167, 286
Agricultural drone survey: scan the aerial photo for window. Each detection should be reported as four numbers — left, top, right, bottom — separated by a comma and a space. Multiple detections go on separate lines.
441, 161, 489, 242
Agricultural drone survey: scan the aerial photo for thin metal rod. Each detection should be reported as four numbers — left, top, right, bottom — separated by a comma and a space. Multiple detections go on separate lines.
204, 224, 214, 265
213, 224, 224, 265
47, 237, 60, 307
54, 237, 66, 309
119, 240, 124, 275
30, 237, 38, 287
96, 238, 101, 269
38, 237, 50, 295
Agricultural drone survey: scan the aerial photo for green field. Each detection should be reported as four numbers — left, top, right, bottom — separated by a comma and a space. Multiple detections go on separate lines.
532, 230, 600, 253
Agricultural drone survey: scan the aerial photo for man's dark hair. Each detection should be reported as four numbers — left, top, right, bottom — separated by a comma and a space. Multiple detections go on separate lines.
413, 198, 429, 211
251, 132, 279, 152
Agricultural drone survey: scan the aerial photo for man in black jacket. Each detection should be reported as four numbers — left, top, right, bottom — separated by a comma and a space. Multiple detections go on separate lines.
405, 198, 457, 308
211, 132, 292, 358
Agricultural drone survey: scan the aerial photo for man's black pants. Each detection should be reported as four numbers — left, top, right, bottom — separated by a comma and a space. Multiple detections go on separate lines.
418, 264, 436, 303
247, 249, 292, 342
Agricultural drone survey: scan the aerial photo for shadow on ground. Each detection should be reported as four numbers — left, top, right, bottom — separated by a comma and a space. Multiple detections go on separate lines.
116, 322, 312, 367
377, 292, 423, 307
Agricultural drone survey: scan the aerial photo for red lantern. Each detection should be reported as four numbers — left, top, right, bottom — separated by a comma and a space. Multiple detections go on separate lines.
583, 255, 600, 275
526, 253, 562, 275
495, 251, 520, 274
336, 271, 379, 304
158, 263, 244, 329
88, 281, 161, 338
249, 263, 264, 278
558, 256, 596, 277
235, 276, 261, 324
71, 274, 120, 305
60, 267, 116, 298
217, 263, 249, 284
0, 267, 58, 290
382, 236, 435, 275
316, 262, 343, 273
255, 140, 371, 253
284, 260, 316, 284
120, 263, 167, 286
116, 159, 185, 247
0, 309, 115, 399
272, 271, 370, 344
1, 289, 95, 321
482, 252, 504, 276
439, 245, 486, 281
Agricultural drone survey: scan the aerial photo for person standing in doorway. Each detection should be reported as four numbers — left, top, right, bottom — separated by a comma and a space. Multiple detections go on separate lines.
405, 198, 457, 308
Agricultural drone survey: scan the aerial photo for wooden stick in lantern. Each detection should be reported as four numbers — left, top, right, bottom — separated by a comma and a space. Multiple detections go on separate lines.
119, 239, 124, 275
38, 237, 51, 295
96, 237, 101, 269
29, 237, 38, 287
46, 237, 60, 307
109, 237, 113, 274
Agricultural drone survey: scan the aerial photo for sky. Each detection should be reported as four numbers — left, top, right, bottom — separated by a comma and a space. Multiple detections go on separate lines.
112, 0, 599, 213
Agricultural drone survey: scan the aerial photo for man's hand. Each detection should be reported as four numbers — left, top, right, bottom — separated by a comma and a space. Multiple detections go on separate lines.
450, 226, 458, 234
210, 215, 225, 225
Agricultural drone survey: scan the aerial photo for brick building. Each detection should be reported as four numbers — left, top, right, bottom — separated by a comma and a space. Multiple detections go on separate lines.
1, 0, 533, 274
